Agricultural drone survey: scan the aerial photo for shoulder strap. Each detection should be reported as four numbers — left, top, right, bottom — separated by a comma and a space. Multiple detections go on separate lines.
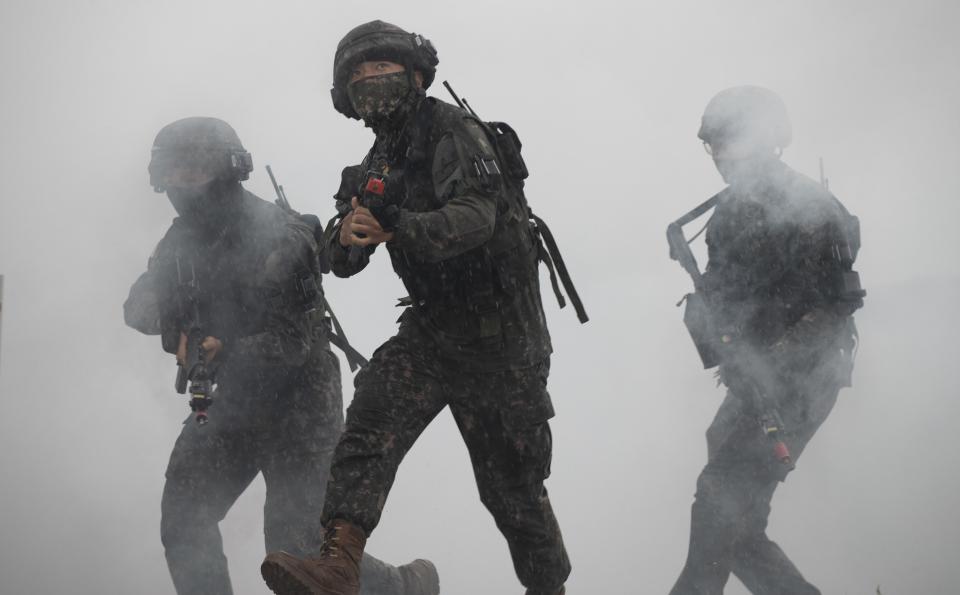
530, 213, 589, 324
320, 296, 368, 372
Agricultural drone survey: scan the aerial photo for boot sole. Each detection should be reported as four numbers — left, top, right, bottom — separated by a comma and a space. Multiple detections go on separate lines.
261, 552, 349, 595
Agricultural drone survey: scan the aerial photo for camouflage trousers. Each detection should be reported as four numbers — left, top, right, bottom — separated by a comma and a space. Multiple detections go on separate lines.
161, 349, 410, 595
322, 326, 571, 591
670, 370, 841, 595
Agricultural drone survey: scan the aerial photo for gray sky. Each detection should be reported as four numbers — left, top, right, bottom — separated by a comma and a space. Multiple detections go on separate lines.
1, 0, 958, 593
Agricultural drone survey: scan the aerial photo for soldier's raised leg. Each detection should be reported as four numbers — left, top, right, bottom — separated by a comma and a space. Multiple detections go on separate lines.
262, 344, 439, 595
261, 333, 445, 594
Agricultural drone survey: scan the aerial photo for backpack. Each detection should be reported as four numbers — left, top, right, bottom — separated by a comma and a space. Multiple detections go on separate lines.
441, 83, 588, 324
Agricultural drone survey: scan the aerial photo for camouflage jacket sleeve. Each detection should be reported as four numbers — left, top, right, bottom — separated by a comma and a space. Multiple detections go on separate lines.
390, 118, 499, 263
123, 229, 181, 352
327, 204, 377, 278
124, 270, 166, 336
227, 221, 317, 370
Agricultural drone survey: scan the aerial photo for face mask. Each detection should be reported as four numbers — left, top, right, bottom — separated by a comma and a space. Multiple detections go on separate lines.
167, 181, 237, 229
347, 71, 414, 125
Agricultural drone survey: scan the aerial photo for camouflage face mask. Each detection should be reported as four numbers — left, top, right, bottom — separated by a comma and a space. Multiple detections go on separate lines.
347, 71, 414, 125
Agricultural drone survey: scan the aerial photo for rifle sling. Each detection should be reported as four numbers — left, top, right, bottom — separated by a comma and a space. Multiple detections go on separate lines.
536, 239, 565, 309
674, 192, 722, 228
669, 191, 725, 288
321, 297, 368, 372
531, 214, 588, 324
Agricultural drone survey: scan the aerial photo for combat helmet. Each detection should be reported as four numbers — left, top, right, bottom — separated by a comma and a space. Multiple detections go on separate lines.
698, 86, 792, 151
331, 20, 439, 119
148, 117, 253, 192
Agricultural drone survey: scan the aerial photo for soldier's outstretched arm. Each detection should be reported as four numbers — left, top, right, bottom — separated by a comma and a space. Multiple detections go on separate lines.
124, 269, 165, 335
123, 235, 179, 351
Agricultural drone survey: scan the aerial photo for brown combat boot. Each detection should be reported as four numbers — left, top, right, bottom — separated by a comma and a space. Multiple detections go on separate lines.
526, 587, 565, 595
398, 559, 440, 595
261, 519, 366, 595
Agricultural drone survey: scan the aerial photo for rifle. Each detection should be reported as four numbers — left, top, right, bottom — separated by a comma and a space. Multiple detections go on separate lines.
667, 192, 793, 470
265, 165, 368, 372
346, 162, 400, 267
173, 257, 215, 425
666, 192, 723, 369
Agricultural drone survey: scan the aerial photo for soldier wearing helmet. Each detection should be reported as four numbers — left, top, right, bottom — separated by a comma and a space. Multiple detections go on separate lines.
698, 85, 793, 185
125, 117, 438, 595
669, 88, 864, 595
261, 20, 570, 595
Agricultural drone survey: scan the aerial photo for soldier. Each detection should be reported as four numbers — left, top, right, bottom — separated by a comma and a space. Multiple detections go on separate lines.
123, 117, 439, 595
668, 87, 865, 594
261, 20, 575, 595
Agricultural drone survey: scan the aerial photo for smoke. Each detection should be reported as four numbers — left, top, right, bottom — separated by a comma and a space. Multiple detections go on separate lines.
1, 1, 959, 594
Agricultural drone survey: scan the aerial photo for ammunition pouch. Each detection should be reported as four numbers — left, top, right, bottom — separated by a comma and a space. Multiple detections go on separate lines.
294, 269, 322, 312
487, 121, 529, 182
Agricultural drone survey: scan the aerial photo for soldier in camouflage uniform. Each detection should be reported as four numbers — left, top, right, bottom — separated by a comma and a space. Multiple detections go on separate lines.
669, 87, 865, 595
124, 117, 439, 595
262, 21, 570, 595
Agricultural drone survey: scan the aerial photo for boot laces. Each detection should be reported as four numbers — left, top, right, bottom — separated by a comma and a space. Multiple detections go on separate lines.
318, 526, 341, 559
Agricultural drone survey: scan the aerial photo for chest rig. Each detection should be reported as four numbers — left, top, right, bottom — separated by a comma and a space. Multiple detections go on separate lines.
348, 97, 587, 342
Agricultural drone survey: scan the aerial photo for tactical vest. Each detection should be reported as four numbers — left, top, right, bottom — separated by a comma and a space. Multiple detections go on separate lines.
366, 98, 587, 339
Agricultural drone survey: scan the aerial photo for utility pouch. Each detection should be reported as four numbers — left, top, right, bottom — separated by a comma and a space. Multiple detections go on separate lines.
832, 200, 866, 309
294, 270, 321, 312
830, 208, 866, 309
488, 122, 529, 181
682, 292, 721, 369
477, 306, 503, 339
841, 270, 864, 299
469, 286, 503, 339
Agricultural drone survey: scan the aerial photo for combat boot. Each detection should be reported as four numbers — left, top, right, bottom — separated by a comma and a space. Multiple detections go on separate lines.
261, 518, 366, 595
398, 559, 440, 595
526, 587, 565, 595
